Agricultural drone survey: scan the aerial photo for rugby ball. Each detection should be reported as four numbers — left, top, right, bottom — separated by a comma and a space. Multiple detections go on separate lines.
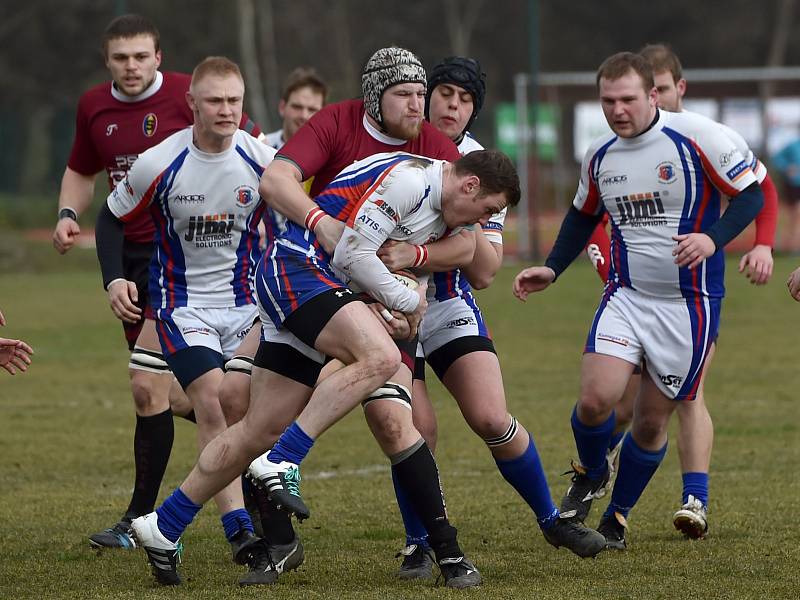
392, 269, 419, 290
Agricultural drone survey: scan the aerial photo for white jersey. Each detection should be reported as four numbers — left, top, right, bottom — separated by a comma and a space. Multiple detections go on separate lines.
330, 152, 455, 312
575, 109, 758, 299
263, 128, 285, 150
716, 120, 767, 184
107, 127, 277, 309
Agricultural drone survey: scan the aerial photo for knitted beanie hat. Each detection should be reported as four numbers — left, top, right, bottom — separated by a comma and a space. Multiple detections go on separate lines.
362, 47, 426, 128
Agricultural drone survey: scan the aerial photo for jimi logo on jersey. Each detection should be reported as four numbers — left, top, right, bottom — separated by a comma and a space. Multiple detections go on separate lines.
614, 192, 667, 227
185, 213, 234, 247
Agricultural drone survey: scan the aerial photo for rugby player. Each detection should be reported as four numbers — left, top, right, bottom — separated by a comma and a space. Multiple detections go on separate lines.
263, 67, 327, 150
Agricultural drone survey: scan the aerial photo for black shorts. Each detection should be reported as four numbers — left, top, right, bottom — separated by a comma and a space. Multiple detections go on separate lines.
425, 335, 496, 382
121, 239, 154, 351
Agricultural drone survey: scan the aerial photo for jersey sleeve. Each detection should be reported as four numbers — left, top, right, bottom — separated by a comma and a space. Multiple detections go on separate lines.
718, 123, 766, 184
754, 171, 778, 247
691, 120, 757, 196
482, 208, 506, 245
572, 143, 605, 216
66, 95, 103, 176
106, 150, 161, 223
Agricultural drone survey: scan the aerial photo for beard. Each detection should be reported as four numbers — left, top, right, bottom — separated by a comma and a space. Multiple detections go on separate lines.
383, 116, 423, 141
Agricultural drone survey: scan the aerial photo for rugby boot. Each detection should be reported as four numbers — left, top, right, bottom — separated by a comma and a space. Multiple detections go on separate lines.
247, 453, 310, 520
542, 512, 607, 558
130, 513, 182, 586
395, 543, 435, 580
233, 533, 278, 586
269, 535, 305, 574
673, 495, 708, 539
598, 511, 627, 550
437, 556, 482, 589
89, 519, 136, 550
560, 460, 610, 522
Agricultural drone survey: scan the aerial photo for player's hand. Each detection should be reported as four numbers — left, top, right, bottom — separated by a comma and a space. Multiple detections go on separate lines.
368, 303, 412, 340
586, 243, 605, 271
739, 244, 773, 285
672, 233, 716, 269
0, 337, 33, 375
512, 266, 556, 301
377, 240, 415, 271
53, 218, 81, 255
107, 280, 142, 323
787, 266, 800, 301
403, 287, 428, 340
314, 215, 345, 255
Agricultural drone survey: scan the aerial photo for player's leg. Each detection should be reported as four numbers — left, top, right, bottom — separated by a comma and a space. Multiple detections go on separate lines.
362, 358, 481, 588
434, 345, 605, 558
672, 342, 716, 539
89, 315, 174, 550
562, 286, 641, 523
391, 353, 438, 579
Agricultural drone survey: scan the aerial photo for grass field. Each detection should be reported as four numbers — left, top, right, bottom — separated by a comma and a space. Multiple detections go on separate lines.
1, 239, 798, 599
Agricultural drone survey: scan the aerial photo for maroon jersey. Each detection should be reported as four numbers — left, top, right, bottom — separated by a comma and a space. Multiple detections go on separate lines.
67, 71, 262, 243
277, 98, 460, 195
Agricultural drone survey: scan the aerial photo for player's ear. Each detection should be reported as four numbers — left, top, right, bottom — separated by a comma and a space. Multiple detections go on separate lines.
154, 49, 162, 70
463, 174, 480, 195
185, 90, 195, 113
278, 99, 287, 118
677, 78, 687, 99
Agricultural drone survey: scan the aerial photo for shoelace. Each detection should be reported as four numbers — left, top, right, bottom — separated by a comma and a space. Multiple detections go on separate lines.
283, 466, 302, 497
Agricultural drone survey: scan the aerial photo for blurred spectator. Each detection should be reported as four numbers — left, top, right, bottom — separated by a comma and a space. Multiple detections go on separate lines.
772, 138, 800, 253
263, 67, 327, 150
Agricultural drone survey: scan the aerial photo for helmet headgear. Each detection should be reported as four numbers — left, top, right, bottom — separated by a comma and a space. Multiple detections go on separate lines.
362, 47, 426, 129
425, 56, 486, 134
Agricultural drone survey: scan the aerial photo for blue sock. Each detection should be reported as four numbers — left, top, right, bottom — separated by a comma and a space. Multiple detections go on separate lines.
495, 434, 559, 529
221, 508, 254, 541
155, 488, 202, 543
267, 421, 315, 465
391, 468, 429, 547
608, 429, 625, 452
571, 406, 615, 480
604, 433, 667, 519
682, 472, 709, 506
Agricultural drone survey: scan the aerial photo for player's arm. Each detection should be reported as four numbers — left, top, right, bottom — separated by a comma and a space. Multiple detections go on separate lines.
376, 228, 476, 273
260, 157, 343, 255
95, 161, 156, 323
738, 172, 777, 284
462, 231, 502, 290
53, 167, 97, 255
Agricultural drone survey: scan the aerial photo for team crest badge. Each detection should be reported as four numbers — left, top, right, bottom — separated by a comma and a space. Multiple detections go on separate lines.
142, 113, 158, 137
234, 185, 256, 208
656, 161, 677, 184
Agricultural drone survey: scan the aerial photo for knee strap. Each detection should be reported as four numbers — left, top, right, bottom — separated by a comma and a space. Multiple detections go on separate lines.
129, 346, 170, 374
225, 355, 254, 375
362, 382, 412, 410
484, 415, 519, 447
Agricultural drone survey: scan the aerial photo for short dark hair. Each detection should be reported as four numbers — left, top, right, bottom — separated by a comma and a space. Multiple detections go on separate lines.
454, 150, 521, 207
596, 52, 654, 92
281, 67, 328, 103
639, 43, 683, 83
102, 14, 160, 56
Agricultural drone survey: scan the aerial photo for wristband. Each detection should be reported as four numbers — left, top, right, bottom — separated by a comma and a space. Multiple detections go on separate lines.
304, 207, 327, 232
59, 207, 78, 222
411, 244, 428, 268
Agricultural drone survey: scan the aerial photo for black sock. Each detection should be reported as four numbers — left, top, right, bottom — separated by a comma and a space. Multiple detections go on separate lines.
391, 441, 462, 561
255, 486, 296, 545
125, 408, 174, 518
179, 410, 196, 423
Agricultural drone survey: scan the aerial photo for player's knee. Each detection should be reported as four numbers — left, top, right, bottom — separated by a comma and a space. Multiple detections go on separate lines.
129, 370, 169, 413
577, 392, 616, 425
414, 412, 438, 448
481, 414, 519, 448
468, 410, 512, 441
219, 377, 249, 425
361, 343, 402, 383
632, 413, 668, 445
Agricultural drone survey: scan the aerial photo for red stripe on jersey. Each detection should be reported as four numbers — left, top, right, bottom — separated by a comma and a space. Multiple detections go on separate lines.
693, 174, 713, 233
278, 256, 299, 312
120, 171, 165, 224
345, 162, 404, 228
689, 140, 747, 197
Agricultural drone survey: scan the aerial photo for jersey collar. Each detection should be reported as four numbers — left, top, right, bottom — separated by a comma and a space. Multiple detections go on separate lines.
111, 71, 164, 103
362, 113, 407, 146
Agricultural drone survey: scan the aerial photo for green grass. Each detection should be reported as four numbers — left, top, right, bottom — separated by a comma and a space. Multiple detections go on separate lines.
0, 242, 798, 599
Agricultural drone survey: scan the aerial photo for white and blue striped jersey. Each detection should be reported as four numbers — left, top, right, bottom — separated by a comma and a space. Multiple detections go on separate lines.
107, 127, 277, 309
574, 109, 758, 299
